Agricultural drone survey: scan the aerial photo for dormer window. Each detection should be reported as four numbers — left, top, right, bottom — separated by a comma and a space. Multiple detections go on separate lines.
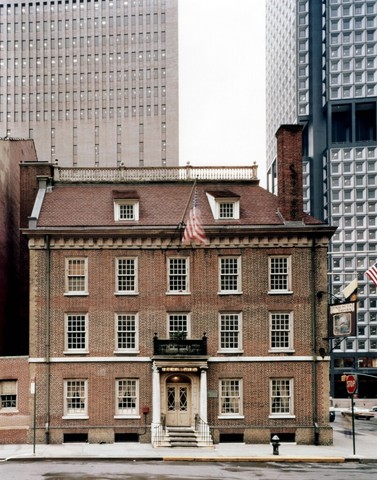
219, 201, 237, 219
115, 200, 139, 221
206, 191, 240, 220
113, 190, 139, 221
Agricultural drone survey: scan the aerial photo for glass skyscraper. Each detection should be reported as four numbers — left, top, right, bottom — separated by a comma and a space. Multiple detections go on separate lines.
266, 0, 377, 397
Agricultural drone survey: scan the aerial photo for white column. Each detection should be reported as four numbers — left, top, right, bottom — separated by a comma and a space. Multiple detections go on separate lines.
152, 362, 161, 426
199, 368, 208, 423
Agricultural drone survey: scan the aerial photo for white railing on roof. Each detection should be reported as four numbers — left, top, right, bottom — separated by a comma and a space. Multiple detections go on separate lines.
53, 164, 258, 183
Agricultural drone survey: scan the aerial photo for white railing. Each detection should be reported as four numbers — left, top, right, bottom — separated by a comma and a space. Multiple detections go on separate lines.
53, 164, 258, 183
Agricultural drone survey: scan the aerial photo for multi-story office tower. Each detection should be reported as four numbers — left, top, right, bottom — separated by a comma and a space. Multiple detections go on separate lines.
0, 0, 178, 167
266, 0, 377, 397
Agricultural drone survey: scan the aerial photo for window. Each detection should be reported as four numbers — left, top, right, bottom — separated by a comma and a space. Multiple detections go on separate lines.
0, 380, 17, 411
167, 257, 189, 293
219, 379, 242, 416
65, 258, 88, 294
116, 379, 139, 416
65, 314, 88, 353
168, 313, 189, 339
114, 200, 139, 221
270, 312, 293, 351
219, 313, 242, 352
269, 256, 292, 293
116, 258, 138, 294
115, 314, 139, 352
331, 104, 352, 143
219, 257, 241, 293
270, 379, 293, 416
206, 192, 240, 219
64, 380, 87, 417
218, 201, 239, 219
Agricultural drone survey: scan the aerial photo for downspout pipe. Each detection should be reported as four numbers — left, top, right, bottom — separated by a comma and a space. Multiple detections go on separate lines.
311, 236, 319, 445
45, 234, 51, 444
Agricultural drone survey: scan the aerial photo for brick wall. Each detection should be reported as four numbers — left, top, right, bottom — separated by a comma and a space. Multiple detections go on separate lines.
0, 356, 30, 444
28, 234, 332, 445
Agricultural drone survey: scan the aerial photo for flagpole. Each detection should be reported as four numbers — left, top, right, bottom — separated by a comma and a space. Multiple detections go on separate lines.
179, 178, 198, 228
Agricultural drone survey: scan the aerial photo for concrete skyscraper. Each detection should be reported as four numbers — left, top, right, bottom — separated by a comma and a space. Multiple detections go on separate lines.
0, 0, 178, 167
266, 0, 377, 397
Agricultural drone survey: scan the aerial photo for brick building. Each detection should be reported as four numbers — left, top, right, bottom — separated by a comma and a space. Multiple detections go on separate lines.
1, 125, 335, 446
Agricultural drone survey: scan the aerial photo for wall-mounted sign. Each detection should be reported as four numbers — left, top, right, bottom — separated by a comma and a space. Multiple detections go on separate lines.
161, 367, 199, 372
329, 301, 356, 337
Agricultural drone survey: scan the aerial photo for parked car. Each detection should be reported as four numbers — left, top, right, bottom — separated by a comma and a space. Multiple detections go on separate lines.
341, 408, 374, 420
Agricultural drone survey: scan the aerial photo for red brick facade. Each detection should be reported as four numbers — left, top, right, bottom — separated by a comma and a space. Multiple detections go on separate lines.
0, 127, 336, 446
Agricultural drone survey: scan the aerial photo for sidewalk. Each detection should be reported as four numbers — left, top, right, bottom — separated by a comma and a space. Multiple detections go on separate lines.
1, 419, 376, 464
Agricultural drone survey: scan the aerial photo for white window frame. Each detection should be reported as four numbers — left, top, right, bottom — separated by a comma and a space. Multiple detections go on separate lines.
64, 313, 88, 354
115, 378, 140, 418
0, 380, 18, 412
268, 256, 292, 294
167, 313, 191, 339
218, 256, 242, 294
269, 312, 294, 352
65, 257, 88, 295
216, 199, 240, 219
270, 378, 295, 418
167, 256, 190, 294
115, 257, 138, 295
218, 379, 243, 418
206, 192, 240, 220
218, 313, 243, 353
115, 313, 139, 353
114, 199, 139, 221
63, 379, 88, 419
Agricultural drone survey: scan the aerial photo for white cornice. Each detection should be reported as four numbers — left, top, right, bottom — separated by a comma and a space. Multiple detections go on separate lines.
28, 235, 331, 250
28, 355, 328, 363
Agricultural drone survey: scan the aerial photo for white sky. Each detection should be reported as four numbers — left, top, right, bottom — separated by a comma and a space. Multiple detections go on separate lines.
178, 0, 266, 182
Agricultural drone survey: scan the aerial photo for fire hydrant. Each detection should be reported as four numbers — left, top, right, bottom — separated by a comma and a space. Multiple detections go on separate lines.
271, 435, 280, 455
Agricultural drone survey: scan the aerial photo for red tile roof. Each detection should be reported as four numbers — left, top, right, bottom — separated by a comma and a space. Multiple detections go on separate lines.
36, 182, 324, 228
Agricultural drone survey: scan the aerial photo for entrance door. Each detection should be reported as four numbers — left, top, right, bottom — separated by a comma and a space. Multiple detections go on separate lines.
166, 383, 191, 426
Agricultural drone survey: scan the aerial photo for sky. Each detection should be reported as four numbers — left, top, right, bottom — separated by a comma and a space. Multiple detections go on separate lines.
178, 0, 266, 182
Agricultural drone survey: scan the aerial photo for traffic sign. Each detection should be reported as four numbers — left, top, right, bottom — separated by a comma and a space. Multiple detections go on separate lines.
346, 374, 357, 395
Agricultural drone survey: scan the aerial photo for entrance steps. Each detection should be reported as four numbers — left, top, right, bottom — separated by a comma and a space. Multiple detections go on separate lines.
156, 426, 213, 448
167, 427, 198, 447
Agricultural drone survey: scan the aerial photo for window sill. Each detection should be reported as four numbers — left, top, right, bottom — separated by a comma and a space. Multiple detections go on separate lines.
217, 291, 243, 295
166, 292, 191, 295
113, 350, 140, 355
62, 415, 89, 420
269, 414, 296, 419
114, 292, 139, 296
114, 415, 141, 419
217, 349, 244, 354
268, 349, 295, 354
268, 291, 293, 295
218, 415, 244, 420
63, 351, 89, 355
0, 409, 19, 414
64, 292, 88, 297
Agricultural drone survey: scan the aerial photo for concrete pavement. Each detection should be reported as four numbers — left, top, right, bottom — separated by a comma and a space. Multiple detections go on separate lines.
0, 416, 376, 464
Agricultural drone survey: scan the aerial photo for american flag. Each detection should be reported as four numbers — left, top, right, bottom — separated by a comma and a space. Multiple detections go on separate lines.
366, 262, 377, 286
182, 188, 207, 245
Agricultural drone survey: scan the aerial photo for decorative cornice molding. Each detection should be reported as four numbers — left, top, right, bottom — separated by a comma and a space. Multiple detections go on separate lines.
28, 234, 331, 250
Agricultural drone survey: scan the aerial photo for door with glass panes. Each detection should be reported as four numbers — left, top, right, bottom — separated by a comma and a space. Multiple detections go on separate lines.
165, 379, 191, 426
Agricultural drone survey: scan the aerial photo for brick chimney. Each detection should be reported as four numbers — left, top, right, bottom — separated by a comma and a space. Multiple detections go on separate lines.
276, 124, 304, 222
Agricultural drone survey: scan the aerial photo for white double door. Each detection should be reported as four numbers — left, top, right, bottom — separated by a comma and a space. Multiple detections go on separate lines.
165, 382, 191, 427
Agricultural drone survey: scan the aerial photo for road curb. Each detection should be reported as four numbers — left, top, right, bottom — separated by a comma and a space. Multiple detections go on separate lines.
163, 456, 347, 463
